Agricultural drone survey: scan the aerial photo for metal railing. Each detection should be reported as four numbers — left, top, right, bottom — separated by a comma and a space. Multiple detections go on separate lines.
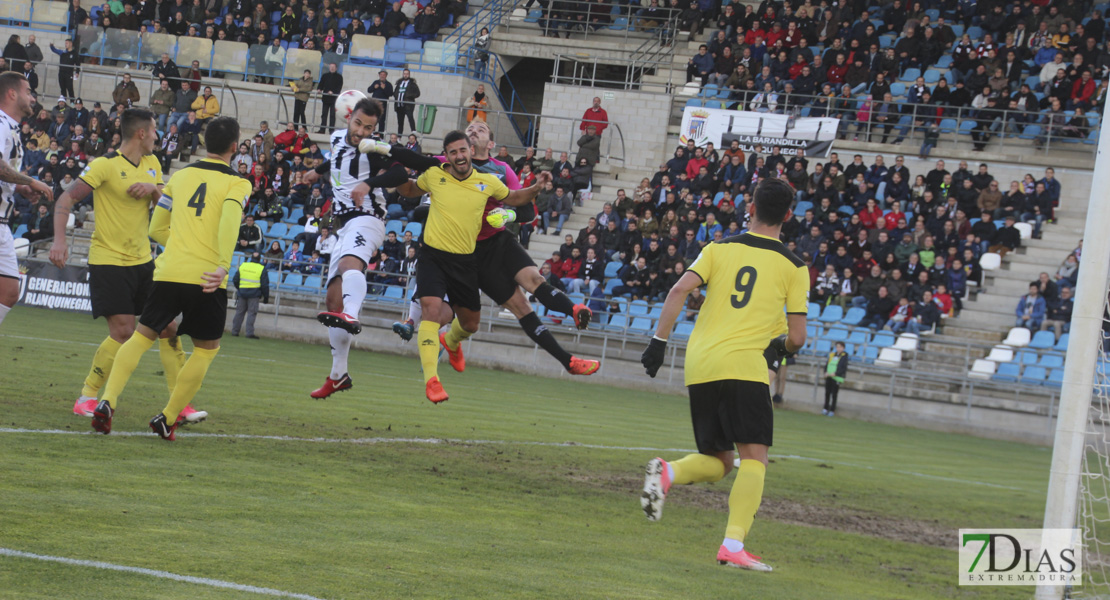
269, 94, 627, 165
552, 53, 677, 92
685, 88, 1100, 154
500, 3, 681, 45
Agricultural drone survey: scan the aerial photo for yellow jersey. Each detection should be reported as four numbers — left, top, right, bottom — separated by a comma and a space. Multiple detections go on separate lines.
79, 152, 164, 266
684, 232, 810, 386
415, 164, 509, 255
153, 159, 250, 288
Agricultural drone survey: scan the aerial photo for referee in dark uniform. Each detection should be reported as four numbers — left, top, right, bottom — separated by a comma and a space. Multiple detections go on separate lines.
48, 39, 79, 100
639, 178, 809, 572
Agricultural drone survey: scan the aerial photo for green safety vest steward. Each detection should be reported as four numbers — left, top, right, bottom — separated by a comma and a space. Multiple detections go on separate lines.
238, 262, 264, 289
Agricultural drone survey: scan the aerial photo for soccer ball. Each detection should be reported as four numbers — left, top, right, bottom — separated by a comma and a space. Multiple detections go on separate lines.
336, 90, 368, 123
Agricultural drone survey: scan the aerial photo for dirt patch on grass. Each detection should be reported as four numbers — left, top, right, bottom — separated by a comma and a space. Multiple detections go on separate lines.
569, 471, 949, 549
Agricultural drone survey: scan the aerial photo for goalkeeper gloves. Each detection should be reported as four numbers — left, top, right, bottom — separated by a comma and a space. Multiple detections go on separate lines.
358, 139, 392, 156
766, 334, 792, 359
486, 207, 516, 228
641, 336, 668, 378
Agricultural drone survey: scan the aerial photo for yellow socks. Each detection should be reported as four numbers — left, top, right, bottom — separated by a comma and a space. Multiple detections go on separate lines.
81, 336, 121, 398
101, 332, 156, 409
159, 336, 187, 395
162, 346, 219, 424
443, 318, 473, 350
417, 320, 441, 383
671, 453, 727, 485
725, 459, 767, 542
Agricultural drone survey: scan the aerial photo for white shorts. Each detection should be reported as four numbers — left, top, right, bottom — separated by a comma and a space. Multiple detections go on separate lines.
326, 215, 385, 285
0, 225, 18, 280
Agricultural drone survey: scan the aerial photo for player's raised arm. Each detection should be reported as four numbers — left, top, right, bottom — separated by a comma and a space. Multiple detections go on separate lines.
641, 270, 704, 378
502, 170, 552, 207
303, 160, 329, 185
48, 179, 93, 267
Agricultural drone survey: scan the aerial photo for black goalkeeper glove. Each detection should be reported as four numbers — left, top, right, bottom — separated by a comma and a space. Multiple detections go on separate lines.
767, 334, 791, 359
641, 336, 668, 378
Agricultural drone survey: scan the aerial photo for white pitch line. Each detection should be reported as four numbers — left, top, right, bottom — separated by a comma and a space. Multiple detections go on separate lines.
0, 548, 330, 600
0, 427, 1026, 491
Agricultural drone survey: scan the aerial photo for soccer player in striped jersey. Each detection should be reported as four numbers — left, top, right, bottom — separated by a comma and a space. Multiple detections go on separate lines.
0, 72, 53, 328
304, 98, 411, 399
639, 178, 809, 572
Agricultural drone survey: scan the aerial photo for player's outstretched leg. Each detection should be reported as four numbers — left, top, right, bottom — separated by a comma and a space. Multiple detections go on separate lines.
520, 267, 592, 330
641, 452, 728, 521
157, 333, 208, 424
312, 328, 355, 399
75, 336, 122, 416
151, 344, 220, 442
317, 270, 368, 334
419, 319, 448, 403
393, 296, 421, 341
718, 456, 771, 572
96, 330, 158, 434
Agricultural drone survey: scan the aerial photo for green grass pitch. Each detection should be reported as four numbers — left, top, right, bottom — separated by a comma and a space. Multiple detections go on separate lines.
0, 307, 1048, 599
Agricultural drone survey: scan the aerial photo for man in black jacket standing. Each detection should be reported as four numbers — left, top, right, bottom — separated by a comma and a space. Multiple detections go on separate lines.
49, 39, 79, 100
317, 61, 343, 132
393, 69, 420, 134
367, 69, 393, 133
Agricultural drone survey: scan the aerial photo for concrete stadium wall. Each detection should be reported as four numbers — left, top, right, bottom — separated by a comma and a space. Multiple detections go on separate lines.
539, 82, 671, 172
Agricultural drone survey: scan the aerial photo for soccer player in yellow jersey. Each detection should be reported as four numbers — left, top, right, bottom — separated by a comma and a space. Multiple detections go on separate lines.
91, 117, 250, 441
49, 108, 205, 423
638, 178, 809, 572
394, 130, 549, 403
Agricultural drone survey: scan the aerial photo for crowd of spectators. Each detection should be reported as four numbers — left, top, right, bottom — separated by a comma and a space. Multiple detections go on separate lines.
1014, 240, 1080, 340
70, 0, 467, 55
679, 0, 1110, 150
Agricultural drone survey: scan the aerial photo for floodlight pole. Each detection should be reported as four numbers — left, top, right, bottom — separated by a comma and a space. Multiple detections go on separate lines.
1035, 115, 1110, 600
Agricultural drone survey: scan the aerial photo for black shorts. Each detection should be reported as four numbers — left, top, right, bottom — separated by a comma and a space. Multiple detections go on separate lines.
415, 246, 481, 312
89, 262, 155, 319
139, 281, 229, 341
475, 230, 536, 305
688, 379, 774, 452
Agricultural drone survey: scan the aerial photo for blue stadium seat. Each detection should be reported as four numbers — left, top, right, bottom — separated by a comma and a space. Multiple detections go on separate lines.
386, 220, 403, 235
938, 118, 957, 133
993, 362, 1021, 382
814, 339, 832, 355
648, 306, 663, 319
279, 273, 303, 291
381, 286, 405, 303
628, 300, 650, 316
604, 261, 622, 278
267, 223, 288, 239
673, 322, 695, 339
806, 324, 819, 338
898, 68, 921, 83
871, 332, 895, 347
629, 317, 653, 333
1016, 350, 1039, 364
806, 302, 821, 320
825, 327, 849, 342
702, 83, 720, 98
256, 220, 270, 236
923, 69, 940, 84
300, 275, 323, 293
846, 330, 869, 346
818, 305, 844, 323
1020, 125, 1042, 140
1047, 368, 1065, 386
959, 120, 976, 135
1054, 333, 1070, 351
966, 26, 983, 39
603, 278, 622, 295
837, 205, 855, 216
795, 200, 813, 215
1020, 366, 1047, 385
685, 98, 704, 108
404, 222, 422, 237
286, 207, 304, 224
1028, 330, 1056, 349
860, 346, 879, 364
285, 225, 304, 240
13, 224, 27, 238
889, 82, 906, 96
524, 9, 542, 22
1039, 354, 1064, 369
936, 55, 953, 68
606, 314, 629, 331
841, 307, 866, 326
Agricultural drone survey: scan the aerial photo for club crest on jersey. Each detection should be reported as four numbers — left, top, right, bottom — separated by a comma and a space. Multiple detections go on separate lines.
475, 183, 487, 192
119, 171, 127, 178
147, 169, 157, 178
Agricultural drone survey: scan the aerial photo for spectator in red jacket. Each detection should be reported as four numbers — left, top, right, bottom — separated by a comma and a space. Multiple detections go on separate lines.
580, 96, 609, 136
684, 147, 709, 180
826, 54, 848, 85
1069, 70, 1096, 110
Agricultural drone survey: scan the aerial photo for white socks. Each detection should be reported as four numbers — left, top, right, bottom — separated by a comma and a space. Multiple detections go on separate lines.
341, 270, 367, 318
722, 538, 745, 553
665, 461, 675, 483
0, 303, 9, 327
329, 327, 351, 380
408, 299, 422, 323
